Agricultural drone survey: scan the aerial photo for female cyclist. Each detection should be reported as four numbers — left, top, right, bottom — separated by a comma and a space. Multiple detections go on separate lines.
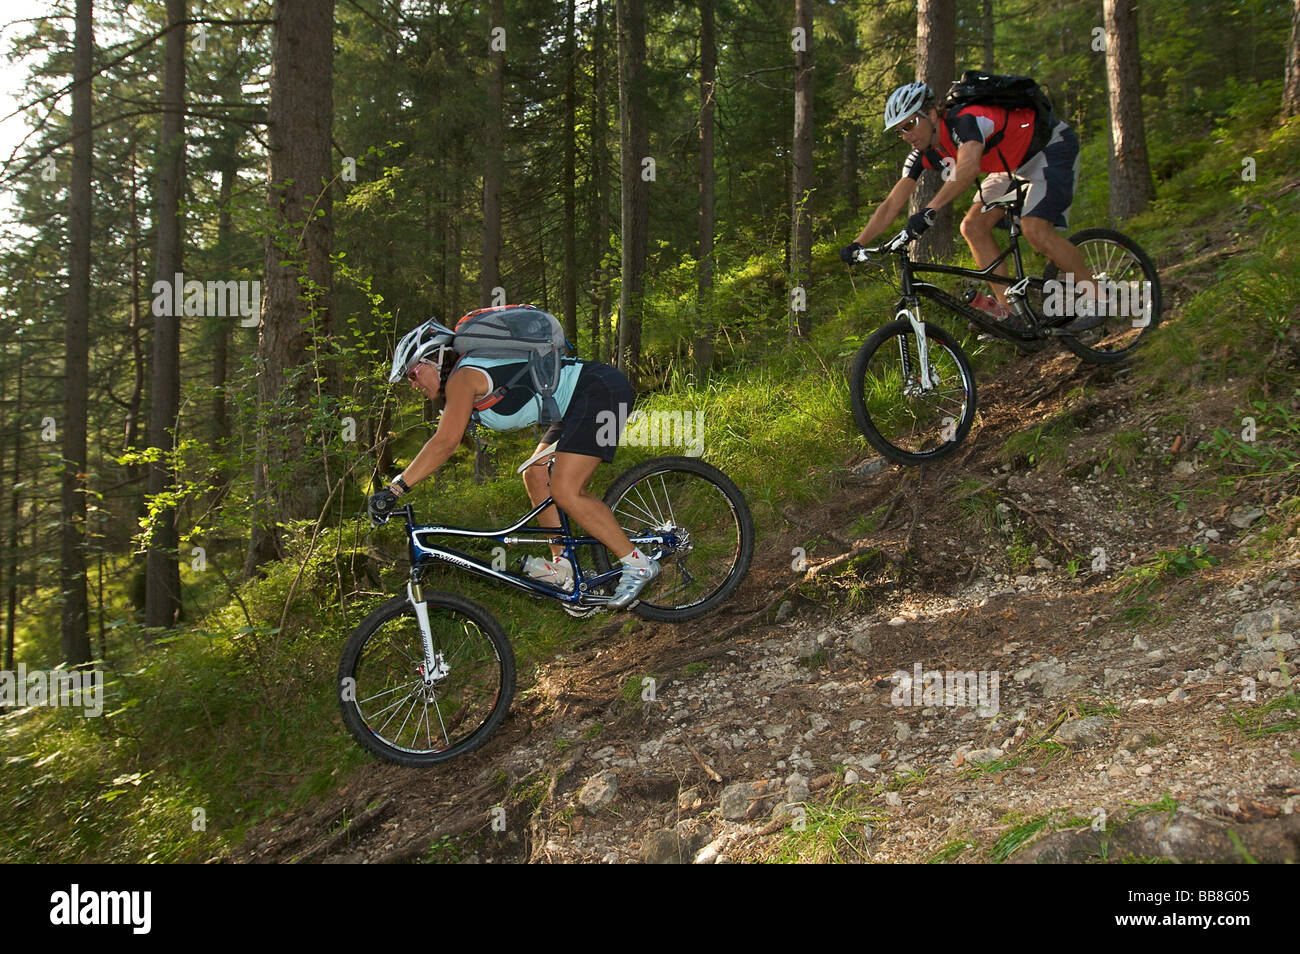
366, 316, 659, 610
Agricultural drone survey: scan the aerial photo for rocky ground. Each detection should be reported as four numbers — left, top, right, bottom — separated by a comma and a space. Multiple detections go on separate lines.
227, 324, 1300, 864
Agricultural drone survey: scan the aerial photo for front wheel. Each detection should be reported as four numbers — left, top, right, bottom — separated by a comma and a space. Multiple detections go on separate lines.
1044, 228, 1162, 365
592, 456, 754, 622
849, 318, 977, 465
338, 592, 515, 767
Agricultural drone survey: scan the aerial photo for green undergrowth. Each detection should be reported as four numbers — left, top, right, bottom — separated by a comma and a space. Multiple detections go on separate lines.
0, 522, 399, 863
1133, 111, 1300, 398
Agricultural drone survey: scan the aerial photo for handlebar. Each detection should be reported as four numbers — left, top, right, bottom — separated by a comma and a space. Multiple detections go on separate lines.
370, 502, 415, 529
853, 228, 914, 263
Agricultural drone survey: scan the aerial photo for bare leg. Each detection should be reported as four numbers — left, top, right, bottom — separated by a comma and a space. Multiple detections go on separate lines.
547, 452, 637, 562
960, 200, 1009, 307
521, 442, 565, 561
1022, 216, 1095, 307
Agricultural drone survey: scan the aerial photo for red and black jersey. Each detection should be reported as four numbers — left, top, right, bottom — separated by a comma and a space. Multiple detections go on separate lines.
901, 104, 1039, 180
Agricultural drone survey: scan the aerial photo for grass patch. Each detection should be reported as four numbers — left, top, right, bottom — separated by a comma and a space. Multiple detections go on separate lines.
422, 833, 466, 864
1100, 429, 1144, 477
1226, 692, 1300, 740
1203, 393, 1300, 482
991, 811, 1054, 862
620, 675, 656, 704
1123, 794, 1179, 819
796, 649, 828, 670
1116, 543, 1218, 601
927, 837, 976, 864
1005, 533, 1037, 575
1000, 419, 1072, 469
953, 478, 1001, 531
765, 789, 886, 864
1077, 696, 1121, 718
882, 767, 929, 793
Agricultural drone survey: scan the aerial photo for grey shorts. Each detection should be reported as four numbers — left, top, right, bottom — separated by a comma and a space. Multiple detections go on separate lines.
982, 121, 1080, 229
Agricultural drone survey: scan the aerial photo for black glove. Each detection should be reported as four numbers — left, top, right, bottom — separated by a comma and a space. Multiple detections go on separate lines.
367, 487, 399, 525
906, 207, 937, 237
840, 242, 863, 265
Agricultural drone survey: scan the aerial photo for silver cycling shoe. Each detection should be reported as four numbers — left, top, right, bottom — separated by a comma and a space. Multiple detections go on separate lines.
607, 559, 661, 610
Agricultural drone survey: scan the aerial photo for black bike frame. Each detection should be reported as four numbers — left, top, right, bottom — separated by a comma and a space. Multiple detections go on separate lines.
888, 185, 1055, 344
393, 499, 677, 607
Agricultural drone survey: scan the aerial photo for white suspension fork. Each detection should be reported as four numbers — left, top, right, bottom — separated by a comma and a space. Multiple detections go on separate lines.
901, 306, 934, 391
407, 580, 438, 677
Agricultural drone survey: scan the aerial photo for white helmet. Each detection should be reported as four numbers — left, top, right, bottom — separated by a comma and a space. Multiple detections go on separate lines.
884, 81, 934, 131
389, 318, 455, 383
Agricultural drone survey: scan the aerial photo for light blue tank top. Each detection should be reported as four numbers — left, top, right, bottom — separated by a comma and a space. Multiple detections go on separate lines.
457, 357, 584, 431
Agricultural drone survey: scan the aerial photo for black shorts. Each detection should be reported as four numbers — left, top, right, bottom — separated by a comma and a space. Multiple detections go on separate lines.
541, 362, 635, 463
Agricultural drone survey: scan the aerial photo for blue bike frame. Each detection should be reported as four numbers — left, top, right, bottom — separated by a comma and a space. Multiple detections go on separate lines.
394, 499, 677, 607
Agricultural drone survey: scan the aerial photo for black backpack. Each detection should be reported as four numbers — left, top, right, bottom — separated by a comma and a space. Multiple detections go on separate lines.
941, 71, 1056, 165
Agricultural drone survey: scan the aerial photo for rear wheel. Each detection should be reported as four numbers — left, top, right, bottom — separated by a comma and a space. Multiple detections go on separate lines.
1044, 228, 1161, 365
591, 456, 754, 622
849, 318, 977, 465
338, 592, 515, 767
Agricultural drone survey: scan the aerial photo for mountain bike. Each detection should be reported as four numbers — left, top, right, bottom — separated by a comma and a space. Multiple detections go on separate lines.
845, 179, 1161, 465
338, 450, 754, 766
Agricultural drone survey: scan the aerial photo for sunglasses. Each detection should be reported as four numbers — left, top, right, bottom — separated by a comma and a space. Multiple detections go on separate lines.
897, 114, 924, 134
407, 360, 435, 384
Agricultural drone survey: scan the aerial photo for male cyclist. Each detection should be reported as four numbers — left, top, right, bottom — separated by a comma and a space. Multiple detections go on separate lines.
366, 317, 658, 610
841, 81, 1100, 332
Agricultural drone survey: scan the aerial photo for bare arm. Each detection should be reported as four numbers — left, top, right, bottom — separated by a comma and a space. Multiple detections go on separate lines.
921, 140, 983, 213
854, 176, 918, 245
398, 369, 481, 489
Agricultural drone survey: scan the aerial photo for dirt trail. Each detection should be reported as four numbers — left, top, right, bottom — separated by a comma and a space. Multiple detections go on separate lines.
229, 333, 1300, 865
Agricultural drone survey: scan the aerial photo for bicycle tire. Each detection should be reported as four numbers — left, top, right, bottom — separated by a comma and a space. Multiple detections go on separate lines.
1043, 228, 1162, 365
590, 456, 754, 622
849, 318, 977, 465
338, 592, 515, 767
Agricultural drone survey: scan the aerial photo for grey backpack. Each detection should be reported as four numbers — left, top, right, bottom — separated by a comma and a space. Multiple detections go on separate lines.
454, 304, 572, 425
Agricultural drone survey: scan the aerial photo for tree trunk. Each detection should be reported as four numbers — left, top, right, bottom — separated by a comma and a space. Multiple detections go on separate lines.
124, 141, 145, 485
1103, 0, 1154, 222
3, 343, 19, 671
211, 157, 235, 449
591, 0, 611, 363
790, 0, 814, 338
616, 0, 648, 384
481, 0, 505, 305
246, 0, 335, 576
563, 0, 578, 344
982, 0, 994, 71
61, 0, 93, 665
145, 0, 185, 629
694, 0, 716, 378
912, 0, 955, 260
1284, 0, 1300, 118
839, 129, 859, 217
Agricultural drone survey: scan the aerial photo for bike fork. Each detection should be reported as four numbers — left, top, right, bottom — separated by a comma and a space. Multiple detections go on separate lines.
407, 579, 444, 680
898, 302, 934, 390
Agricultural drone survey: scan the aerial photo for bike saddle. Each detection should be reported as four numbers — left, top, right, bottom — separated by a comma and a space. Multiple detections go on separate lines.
981, 181, 1030, 213
517, 442, 559, 474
